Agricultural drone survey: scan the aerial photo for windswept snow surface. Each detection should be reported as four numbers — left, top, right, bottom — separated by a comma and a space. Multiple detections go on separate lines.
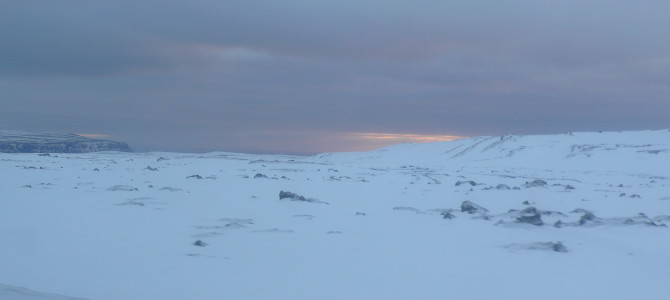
1, 130, 670, 299
0, 283, 87, 300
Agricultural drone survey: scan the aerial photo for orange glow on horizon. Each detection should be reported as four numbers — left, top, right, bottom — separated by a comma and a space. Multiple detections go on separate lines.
336, 132, 468, 152
350, 132, 466, 143
77, 133, 111, 139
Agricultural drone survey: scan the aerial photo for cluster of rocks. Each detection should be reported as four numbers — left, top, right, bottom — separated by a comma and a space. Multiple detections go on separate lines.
447, 200, 667, 228
459, 179, 577, 191
107, 185, 139, 192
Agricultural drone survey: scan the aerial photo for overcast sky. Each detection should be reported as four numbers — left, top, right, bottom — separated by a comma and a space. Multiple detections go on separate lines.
1, 1, 669, 154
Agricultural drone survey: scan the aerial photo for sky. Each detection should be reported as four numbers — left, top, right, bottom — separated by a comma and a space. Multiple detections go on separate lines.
1, 1, 669, 154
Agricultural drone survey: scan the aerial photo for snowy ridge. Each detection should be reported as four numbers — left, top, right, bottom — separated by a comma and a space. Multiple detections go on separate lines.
1, 129, 669, 299
321, 129, 670, 172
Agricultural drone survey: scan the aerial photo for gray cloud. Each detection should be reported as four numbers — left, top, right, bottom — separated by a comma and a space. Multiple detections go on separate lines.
1, 1, 669, 153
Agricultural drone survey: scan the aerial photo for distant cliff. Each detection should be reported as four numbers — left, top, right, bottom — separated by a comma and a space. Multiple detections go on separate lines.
0, 130, 132, 153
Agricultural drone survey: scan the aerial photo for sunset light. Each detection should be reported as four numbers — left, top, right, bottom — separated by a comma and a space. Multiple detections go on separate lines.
350, 132, 466, 143
77, 133, 111, 139
337, 132, 467, 152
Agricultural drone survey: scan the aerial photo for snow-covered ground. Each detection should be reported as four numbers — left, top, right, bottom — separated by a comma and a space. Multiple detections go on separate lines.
2, 130, 669, 299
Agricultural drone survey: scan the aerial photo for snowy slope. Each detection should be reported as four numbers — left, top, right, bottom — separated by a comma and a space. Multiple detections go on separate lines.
321, 129, 670, 172
0, 283, 86, 300
1, 130, 669, 299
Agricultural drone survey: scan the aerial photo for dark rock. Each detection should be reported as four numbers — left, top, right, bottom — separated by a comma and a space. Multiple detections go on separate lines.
160, 187, 182, 192
575, 210, 601, 226
571, 208, 591, 214
279, 191, 307, 201
496, 184, 511, 190
565, 185, 575, 190
551, 242, 568, 253
279, 191, 328, 204
116, 200, 145, 206
107, 185, 139, 191
441, 211, 455, 219
461, 200, 488, 214
145, 166, 158, 171
224, 223, 247, 229
541, 210, 567, 217
554, 220, 563, 228
522, 200, 530, 205
186, 175, 203, 179
516, 206, 543, 226
523, 179, 547, 188
193, 240, 208, 247
254, 173, 268, 179
455, 180, 477, 187
355, 212, 367, 216
504, 241, 568, 253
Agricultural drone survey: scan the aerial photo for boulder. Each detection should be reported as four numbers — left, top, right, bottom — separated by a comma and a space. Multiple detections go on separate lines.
516, 206, 543, 226
461, 200, 489, 214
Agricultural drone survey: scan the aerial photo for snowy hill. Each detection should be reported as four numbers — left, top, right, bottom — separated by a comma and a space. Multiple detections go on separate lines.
1, 130, 669, 299
321, 129, 670, 172
0, 130, 132, 153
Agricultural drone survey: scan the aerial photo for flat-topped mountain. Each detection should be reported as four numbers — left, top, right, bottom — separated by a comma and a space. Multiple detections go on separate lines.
0, 130, 132, 153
